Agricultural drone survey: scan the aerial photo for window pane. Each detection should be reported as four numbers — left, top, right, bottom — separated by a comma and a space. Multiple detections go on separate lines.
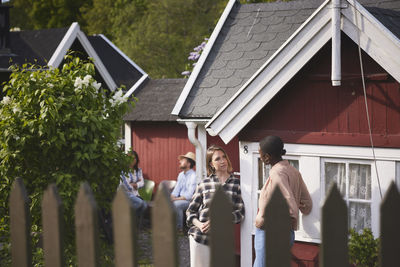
258, 158, 271, 190
349, 164, 371, 200
349, 202, 371, 233
288, 160, 299, 170
325, 162, 346, 196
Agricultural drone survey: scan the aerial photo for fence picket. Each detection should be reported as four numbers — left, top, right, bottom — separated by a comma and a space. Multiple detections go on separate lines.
320, 183, 348, 267
74, 182, 100, 267
264, 186, 291, 267
42, 184, 64, 267
10, 178, 32, 267
152, 183, 178, 267
112, 188, 138, 267
209, 186, 235, 267
380, 182, 400, 267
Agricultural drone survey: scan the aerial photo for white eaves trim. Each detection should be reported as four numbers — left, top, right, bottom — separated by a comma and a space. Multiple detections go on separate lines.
206, 0, 331, 141
48, 22, 80, 68
171, 0, 238, 116
48, 22, 117, 91
123, 74, 149, 98
96, 34, 149, 98
206, 0, 400, 144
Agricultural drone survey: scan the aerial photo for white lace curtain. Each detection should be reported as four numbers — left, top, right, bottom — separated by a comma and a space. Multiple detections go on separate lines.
325, 162, 371, 233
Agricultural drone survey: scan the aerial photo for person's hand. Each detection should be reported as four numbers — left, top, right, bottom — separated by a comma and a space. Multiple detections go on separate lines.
255, 214, 264, 229
200, 220, 210, 233
130, 182, 138, 190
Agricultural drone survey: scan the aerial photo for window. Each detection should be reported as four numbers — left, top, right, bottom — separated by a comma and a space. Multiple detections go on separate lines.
396, 162, 400, 192
258, 157, 299, 190
322, 159, 372, 233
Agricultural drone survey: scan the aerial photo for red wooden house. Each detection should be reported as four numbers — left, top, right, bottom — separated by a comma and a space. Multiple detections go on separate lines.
172, 0, 400, 265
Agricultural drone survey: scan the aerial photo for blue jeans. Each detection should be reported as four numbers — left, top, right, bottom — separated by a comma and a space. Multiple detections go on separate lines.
173, 200, 190, 229
253, 228, 295, 267
127, 194, 147, 218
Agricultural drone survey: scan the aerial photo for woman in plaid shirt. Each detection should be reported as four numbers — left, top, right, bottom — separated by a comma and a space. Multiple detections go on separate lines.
186, 145, 245, 267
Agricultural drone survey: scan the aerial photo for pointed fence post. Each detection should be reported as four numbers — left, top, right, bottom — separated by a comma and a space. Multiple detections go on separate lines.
74, 182, 100, 267
152, 183, 178, 267
10, 177, 32, 267
380, 182, 400, 267
112, 187, 138, 267
209, 186, 235, 267
320, 182, 348, 267
264, 186, 291, 267
42, 184, 64, 267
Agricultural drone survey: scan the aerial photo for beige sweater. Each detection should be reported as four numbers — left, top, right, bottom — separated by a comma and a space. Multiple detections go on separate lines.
258, 160, 312, 230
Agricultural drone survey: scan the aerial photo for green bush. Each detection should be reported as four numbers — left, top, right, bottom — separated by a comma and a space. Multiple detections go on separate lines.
0, 55, 135, 265
348, 228, 379, 267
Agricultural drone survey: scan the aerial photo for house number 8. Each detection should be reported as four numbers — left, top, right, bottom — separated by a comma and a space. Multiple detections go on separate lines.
243, 145, 248, 154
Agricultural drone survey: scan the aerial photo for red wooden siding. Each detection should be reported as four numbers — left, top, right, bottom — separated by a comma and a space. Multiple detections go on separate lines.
131, 122, 195, 186
240, 34, 400, 148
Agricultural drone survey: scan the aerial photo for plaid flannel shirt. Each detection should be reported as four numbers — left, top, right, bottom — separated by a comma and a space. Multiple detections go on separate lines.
186, 174, 245, 245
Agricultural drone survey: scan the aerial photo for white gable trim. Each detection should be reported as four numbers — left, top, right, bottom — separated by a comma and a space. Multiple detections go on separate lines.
48, 22, 117, 91
341, 0, 400, 82
95, 35, 149, 97
171, 0, 238, 115
206, 0, 400, 144
48, 22, 80, 68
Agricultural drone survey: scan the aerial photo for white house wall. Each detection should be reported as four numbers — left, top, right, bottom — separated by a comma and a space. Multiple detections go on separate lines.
239, 141, 400, 265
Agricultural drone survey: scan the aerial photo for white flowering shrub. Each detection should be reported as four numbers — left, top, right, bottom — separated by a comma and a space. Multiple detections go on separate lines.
0, 55, 135, 264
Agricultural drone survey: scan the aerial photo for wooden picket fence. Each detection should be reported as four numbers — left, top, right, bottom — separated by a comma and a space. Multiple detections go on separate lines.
8, 178, 400, 267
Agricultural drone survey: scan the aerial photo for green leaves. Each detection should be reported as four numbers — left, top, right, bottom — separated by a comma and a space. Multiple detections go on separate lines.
349, 228, 379, 267
0, 56, 134, 264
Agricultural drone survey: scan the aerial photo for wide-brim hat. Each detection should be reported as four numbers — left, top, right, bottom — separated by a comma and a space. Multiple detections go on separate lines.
178, 152, 196, 162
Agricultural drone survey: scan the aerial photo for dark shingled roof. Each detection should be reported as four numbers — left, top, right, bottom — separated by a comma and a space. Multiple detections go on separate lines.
0, 27, 68, 69
179, 0, 400, 119
88, 35, 145, 89
124, 79, 187, 122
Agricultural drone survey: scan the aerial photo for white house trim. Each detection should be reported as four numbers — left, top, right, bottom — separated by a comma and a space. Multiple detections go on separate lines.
123, 74, 149, 98
48, 22, 80, 68
47, 22, 117, 91
76, 30, 117, 91
171, 0, 238, 115
96, 34, 149, 98
97, 34, 147, 76
206, 0, 400, 144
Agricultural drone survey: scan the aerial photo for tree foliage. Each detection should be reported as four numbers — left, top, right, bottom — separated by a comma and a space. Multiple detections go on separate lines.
9, 0, 89, 30
8, 0, 287, 78
0, 55, 134, 264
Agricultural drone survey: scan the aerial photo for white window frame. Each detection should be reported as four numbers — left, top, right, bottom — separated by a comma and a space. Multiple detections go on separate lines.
321, 158, 373, 232
396, 162, 400, 191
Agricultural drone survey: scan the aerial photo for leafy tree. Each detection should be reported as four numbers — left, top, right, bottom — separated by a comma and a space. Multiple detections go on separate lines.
115, 0, 227, 78
9, 0, 89, 30
81, 0, 148, 41
0, 55, 134, 265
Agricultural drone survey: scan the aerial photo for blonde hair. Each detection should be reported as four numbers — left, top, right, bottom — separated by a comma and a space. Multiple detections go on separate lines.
206, 145, 233, 176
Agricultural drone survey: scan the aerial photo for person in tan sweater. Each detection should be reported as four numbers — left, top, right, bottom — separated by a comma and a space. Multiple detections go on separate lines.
253, 136, 312, 267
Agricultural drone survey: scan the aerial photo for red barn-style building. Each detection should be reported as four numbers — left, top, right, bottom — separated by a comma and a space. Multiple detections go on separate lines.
172, 0, 400, 265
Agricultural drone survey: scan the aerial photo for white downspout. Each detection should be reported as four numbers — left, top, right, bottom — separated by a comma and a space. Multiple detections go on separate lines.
186, 122, 204, 183
124, 122, 132, 153
332, 0, 341, 86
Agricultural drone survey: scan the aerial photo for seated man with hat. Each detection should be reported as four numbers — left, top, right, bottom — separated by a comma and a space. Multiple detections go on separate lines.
171, 151, 197, 231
